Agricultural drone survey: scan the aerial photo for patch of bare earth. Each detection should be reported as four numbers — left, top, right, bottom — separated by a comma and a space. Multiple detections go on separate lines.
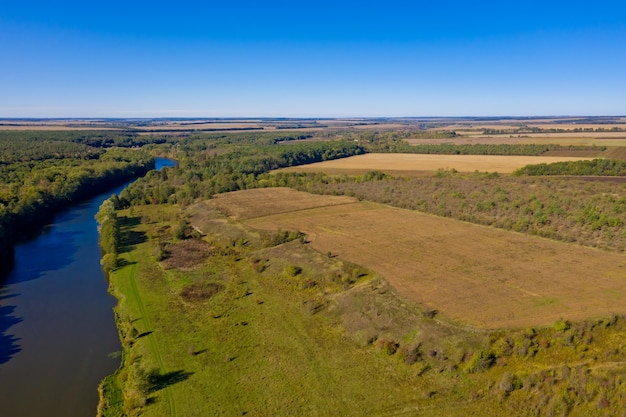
162, 239, 212, 270
213, 188, 626, 329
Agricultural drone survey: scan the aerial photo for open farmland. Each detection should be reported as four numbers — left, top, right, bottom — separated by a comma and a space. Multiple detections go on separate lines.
276, 153, 595, 176
208, 188, 626, 329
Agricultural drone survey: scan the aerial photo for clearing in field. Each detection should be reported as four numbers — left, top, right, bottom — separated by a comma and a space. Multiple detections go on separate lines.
208, 188, 626, 329
276, 153, 595, 176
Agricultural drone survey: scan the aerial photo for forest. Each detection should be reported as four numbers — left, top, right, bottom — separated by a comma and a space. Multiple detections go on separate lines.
0, 132, 155, 276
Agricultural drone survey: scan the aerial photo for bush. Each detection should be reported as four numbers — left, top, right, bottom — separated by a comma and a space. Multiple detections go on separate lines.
464, 350, 495, 373
101, 253, 118, 274
554, 319, 571, 332
496, 372, 523, 396
284, 264, 302, 277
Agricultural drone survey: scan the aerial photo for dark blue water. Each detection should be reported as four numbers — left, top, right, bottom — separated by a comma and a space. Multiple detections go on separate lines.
0, 157, 175, 416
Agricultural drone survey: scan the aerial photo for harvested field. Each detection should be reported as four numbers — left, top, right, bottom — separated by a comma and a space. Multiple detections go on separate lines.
212, 188, 626, 329
204, 187, 356, 219
461, 132, 626, 140
604, 146, 626, 159
276, 153, 595, 175
407, 137, 530, 145
517, 137, 626, 147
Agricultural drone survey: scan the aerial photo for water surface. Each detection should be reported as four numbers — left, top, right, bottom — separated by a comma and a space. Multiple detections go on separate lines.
0, 157, 175, 416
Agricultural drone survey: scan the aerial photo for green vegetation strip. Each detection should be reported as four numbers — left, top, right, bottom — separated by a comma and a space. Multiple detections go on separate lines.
126, 252, 176, 416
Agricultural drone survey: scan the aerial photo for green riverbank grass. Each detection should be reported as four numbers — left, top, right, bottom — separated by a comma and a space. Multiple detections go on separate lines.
100, 203, 626, 416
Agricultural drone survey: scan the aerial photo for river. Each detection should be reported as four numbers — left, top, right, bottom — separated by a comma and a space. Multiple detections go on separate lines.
0, 157, 176, 416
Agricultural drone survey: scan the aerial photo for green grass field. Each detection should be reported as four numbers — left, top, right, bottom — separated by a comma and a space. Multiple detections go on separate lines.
99, 202, 626, 417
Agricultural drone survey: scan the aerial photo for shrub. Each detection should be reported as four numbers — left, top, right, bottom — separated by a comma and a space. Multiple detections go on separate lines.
554, 319, 571, 332
284, 264, 302, 277
496, 372, 522, 396
101, 253, 118, 274
465, 350, 495, 373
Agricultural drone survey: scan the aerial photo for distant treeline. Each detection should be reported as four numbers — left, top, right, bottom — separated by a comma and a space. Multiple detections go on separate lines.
514, 159, 626, 176
118, 139, 364, 206
315, 130, 603, 156
410, 130, 457, 139
0, 131, 170, 162
399, 143, 603, 156
133, 127, 265, 133
0, 135, 102, 164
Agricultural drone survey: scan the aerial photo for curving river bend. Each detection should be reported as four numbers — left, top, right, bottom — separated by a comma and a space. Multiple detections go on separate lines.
0, 158, 175, 416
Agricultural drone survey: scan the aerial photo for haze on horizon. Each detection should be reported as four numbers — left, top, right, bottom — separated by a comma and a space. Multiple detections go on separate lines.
1, 0, 625, 118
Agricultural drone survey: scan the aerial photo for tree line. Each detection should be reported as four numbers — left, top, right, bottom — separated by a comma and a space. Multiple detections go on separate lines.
514, 158, 626, 176
117, 139, 364, 206
0, 130, 172, 159
96, 197, 121, 274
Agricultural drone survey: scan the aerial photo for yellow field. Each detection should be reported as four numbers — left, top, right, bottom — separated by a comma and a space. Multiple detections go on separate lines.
276, 153, 594, 175
205, 188, 626, 329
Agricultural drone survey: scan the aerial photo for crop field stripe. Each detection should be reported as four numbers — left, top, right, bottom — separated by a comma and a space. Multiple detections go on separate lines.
276, 153, 597, 175
127, 252, 176, 417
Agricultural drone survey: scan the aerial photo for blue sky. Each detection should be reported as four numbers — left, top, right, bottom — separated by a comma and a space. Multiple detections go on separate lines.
1, 1, 625, 117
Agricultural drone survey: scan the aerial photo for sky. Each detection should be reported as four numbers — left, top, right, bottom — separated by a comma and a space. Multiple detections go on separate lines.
1, 1, 625, 118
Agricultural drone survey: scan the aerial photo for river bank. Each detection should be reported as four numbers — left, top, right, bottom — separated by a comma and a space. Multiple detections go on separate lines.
0, 157, 175, 416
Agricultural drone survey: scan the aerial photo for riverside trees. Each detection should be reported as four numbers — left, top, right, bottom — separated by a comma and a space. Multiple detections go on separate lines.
96, 198, 120, 274
0, 132, 155, 276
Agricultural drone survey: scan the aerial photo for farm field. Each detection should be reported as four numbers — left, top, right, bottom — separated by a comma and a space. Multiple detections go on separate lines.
208, 188, 626, 329
275, 153, 595, 176
444, 130, 626, 139
407, 135, 626, 146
